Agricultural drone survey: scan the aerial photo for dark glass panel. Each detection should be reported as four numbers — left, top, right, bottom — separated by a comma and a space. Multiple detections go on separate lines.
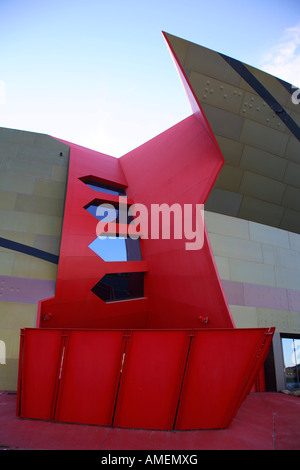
125, 237, 142, 261
82, 178, 127, 196
91, 272, 144, 302
282, 337, 300, 391
85, 202, 134, 224
85, 203, 118, 222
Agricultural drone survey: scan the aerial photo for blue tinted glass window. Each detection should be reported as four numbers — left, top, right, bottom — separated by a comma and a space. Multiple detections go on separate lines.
89, 237, 126, 262
86, 204, 118, 222
89, 236, 142, 262
82, 178, 127, 196
85, 203, 134, 224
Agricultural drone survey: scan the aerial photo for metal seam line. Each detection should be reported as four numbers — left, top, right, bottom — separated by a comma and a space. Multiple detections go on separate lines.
219, 52, 300, 142
0, 237, 59, 264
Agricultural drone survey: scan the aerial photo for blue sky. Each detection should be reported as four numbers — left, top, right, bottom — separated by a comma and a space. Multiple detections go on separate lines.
1, 0, 300, 157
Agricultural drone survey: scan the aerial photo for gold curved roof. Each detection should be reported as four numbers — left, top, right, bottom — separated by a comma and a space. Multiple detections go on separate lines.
164, 32, 300, 234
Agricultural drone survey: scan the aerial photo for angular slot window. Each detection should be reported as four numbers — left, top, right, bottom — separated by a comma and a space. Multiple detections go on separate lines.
88, 236, 142, 262
85, 202, 134, 224
91, 272, 144, 302
80, 177, 127, 196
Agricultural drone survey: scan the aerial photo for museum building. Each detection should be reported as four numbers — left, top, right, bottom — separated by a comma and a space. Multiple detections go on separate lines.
0, 32, 299, 430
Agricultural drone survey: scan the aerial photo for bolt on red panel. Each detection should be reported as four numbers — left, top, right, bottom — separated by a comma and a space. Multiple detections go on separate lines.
174, 328, 274, 430
113, 330, 191, 430
54, 330, 125, 426
18, 329, 63, 420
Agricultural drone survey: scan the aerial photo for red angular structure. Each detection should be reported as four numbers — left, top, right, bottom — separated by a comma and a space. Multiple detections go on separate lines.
16, 32, 274, 430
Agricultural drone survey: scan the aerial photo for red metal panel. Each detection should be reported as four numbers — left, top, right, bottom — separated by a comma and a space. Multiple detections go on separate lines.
175, 328, 274, 430
38, 141, 150, 330
54, 330, 125, 426
113, 330, 190, 430
120, 115, 234, 330
18, 329, 63, 420
17, 327, 274, 430
16, 329, 24, 416
235, 327, 274, 406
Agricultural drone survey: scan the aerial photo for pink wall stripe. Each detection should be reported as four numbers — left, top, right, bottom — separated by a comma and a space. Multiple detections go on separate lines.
0, 276, 55, 304
221, 279, 300, 312
0, 275, 299, 313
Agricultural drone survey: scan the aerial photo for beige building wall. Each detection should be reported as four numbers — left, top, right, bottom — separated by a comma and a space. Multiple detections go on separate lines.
0, 128, 69, 390
205, 210, 300, 334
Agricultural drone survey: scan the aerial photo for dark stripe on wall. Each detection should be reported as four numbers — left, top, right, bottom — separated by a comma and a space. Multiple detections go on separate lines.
0, 237, 59, 264
219, 53, 300, 142
276, 77, 296, 95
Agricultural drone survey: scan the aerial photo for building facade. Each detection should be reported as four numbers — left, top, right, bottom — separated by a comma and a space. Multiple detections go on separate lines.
0, 32, 299, 412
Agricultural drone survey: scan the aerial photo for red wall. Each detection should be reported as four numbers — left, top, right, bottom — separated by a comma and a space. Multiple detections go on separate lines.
120, 115, 234, 329
38, 142, 149, 329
